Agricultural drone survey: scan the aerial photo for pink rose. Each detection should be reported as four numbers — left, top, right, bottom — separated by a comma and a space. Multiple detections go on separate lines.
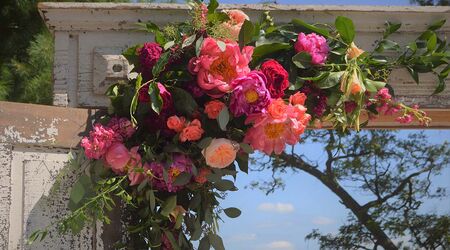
189, 38, 253, 98
202, 138, 239, 169
294, 33, 329, 65
105, 143, 130, 174
221, 9, 250, 39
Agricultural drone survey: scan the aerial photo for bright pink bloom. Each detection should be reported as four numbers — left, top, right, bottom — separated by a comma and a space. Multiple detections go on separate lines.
81, 123, 117, 159
105, 143, 130, 174
188, 38, 253, 97
127, 146, 149, 186
138, 42, 163, 80
294, 33, 329, 65
376, 87, 392, 100
230, 71, 271, 117
244, 99, 311, 155
395, 114, 413, 124
344, 101, 357, 113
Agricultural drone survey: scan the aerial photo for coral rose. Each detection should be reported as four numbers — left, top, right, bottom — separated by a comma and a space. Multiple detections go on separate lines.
221, 9, 250, 39
294, 32, 329, 65
180, 119, 204, 142
105, 143, 130, 174
204, 100, 226, 119
167, 115, 186, 133
267, 98, 288, 121
289, 92, 307, 106
188, 37, 253, 98
260, 59, 290, 98
202, 138, 239, 169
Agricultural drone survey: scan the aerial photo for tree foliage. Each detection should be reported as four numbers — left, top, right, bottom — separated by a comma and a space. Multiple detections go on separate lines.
410, 0, 450, 5
252, 130, 450, 249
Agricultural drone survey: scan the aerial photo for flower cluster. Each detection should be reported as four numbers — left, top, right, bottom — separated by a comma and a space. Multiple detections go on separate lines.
69, 2, 440, 249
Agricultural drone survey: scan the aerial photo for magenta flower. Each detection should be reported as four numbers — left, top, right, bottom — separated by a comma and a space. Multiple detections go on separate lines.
148, 154, 193, 192
81, 123, 117, 160
229, 71, 271, 117
294, 33, 329, 65
138, 42, 163, 80
105, 143, 130, 174
107, 117, 135, 141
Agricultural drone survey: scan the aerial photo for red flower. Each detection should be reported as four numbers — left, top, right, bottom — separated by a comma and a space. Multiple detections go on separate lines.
260, 59, 289, 98
138, 42, 163, 80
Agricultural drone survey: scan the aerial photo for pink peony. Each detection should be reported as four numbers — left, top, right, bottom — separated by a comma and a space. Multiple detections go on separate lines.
244, 98, 311, 155
294, 33, 329, 65
221, 9, 250, 39
230, 71, 271, 117
105, 143, 131, 174
188, 38, 253, 98
138, 42, 163, 80
81, 123, 117, 159
148, 154, 193, 192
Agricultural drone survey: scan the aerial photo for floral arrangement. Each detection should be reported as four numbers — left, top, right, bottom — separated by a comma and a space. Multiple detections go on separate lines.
30, 1, 449, 249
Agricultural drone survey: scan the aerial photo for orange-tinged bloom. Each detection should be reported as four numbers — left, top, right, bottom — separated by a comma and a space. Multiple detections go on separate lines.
180, 119, 204, 142
347, 42, 365, 59
289, 92, 307, 106
221, 9, 250, 39
204, 100, 226, 119
350, 72, 362, 95
167, 115, 186, 133
170, 205, 187, 222
267, 98, 288, 121
202, 138, 239, 168
195, 168, 212, 184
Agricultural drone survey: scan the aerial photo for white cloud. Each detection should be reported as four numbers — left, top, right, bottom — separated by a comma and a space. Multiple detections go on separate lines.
257, 202, 295, 213
266, 240, 295, 250
229, 233, 257, 242
312, 216, 335, 225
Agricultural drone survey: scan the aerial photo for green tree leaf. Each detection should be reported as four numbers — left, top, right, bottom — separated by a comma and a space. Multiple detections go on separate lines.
335, 16, 355, 44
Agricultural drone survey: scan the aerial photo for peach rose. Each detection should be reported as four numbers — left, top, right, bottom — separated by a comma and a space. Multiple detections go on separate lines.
289, 92, 307, 106
105, 143, 130, 174
268, 98, 288, 121
202, 138, 239, 169
204, 100, 226, 119
180, 119, 204, 142
195, 168, 212, 184
347, 42, 365, 59
167, 115, 186, 133
222, 9, 249, 39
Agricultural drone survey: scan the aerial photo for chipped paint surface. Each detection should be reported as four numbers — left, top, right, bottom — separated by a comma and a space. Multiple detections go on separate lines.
0, 117, 62, 145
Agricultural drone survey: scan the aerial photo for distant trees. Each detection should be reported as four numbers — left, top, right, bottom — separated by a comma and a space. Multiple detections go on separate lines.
410, 0, 450, 5
252, 130, 450, 249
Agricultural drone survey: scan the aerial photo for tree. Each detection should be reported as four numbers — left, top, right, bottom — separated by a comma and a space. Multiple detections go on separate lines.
251, 130, 450, 249
410, 0, 450, 5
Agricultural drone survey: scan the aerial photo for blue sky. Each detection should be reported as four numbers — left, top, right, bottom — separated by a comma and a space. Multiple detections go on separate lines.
219, 130, 450, 250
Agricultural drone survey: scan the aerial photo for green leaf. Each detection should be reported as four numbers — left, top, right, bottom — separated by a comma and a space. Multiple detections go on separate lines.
137, 178, 148, 192
427, 33, 437, 52
148, 82, 163, 114
316, 71, 345, 89
164, 40, 175, 50
292, 52, 312, 69
155, 30, 166, 45
122, 45, 141, 66
198, 236, 211, 250
198, 137, 213, 149
136, 21, 159, 33
365, 79, 386, 92
207, 0, 219, 14
160, 195, 177, 217
173, 172, 192, 186
239, 143, 253, 154
376, 39, 399, 52
223, 207, 242, 218
217, 40, 226, 52
152, 51, 170, 78
428, 19, 446, 31
383, 21, 401, 39
335, 16, 355, 44
164, 230, 181, 250
214, 179, 235, 191
433, 76, 446, 95
239, 20, 255, 48
172, 87, 198, 116
195, 36, 204, 57
148, 190, 156, 211
300, 71, 330, 81
291, 18, 330, 37
407, 67, 419, 84
252, 43, 290, 62
209, 234, 225, 250
236, 153, 249, 173
217, 107, 230, 131
70, 175, 90, 205
182, 35, 196, 49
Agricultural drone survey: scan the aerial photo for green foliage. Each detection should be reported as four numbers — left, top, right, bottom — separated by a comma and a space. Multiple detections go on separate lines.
410, 0, 450, 5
